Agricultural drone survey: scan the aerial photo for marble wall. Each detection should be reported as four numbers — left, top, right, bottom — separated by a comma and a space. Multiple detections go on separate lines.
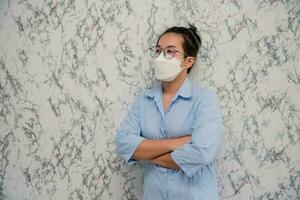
0, 0, 299, 199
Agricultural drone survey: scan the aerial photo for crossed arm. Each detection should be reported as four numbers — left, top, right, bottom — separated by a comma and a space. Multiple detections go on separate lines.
117, 92, 222, 177
131, 135, 191, 170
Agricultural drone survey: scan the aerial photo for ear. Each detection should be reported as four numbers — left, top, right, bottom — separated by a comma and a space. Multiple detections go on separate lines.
184, 57, 195, 69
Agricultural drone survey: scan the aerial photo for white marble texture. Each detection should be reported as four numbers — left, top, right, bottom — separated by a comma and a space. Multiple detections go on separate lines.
0, 0, 299, 199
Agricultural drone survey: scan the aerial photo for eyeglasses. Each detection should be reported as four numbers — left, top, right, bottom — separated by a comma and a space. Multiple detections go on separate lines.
149, 46, 187, 59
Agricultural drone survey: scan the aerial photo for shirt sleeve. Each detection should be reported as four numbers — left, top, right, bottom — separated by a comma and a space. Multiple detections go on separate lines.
171, 91, 223, 178
115, 92, 146, 165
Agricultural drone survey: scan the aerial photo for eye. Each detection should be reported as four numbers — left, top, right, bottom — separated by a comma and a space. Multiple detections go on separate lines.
149, 46, 162, 58
155, 47, 161, 53
166, 48, 176, 54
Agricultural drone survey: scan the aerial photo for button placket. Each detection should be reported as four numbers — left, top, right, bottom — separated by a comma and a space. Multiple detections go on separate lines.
160, 120, 165, 137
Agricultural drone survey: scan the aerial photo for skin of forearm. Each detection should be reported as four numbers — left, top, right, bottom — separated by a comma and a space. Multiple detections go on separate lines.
132, 138, 176, 160
151, 153, 180, 170
132, 135, 191, 161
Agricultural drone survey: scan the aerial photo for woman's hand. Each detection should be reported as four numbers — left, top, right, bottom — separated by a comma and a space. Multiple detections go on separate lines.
169, 135, 191, 150
132, 135, 191, 161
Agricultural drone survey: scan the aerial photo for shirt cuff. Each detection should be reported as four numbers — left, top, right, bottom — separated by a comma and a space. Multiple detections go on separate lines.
122, 134, 146, 166
170, 148, 197, 178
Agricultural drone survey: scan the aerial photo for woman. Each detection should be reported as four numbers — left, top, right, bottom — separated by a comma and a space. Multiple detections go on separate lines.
116, 24, 223, 200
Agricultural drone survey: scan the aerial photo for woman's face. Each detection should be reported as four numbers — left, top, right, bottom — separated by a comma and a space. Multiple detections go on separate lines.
157, 33, 194, 69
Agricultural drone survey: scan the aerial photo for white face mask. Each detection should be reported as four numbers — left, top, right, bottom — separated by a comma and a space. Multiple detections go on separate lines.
153, 53, 184, 82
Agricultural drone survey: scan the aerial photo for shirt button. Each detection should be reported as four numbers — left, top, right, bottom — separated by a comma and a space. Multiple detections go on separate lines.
160, 123, 164, 132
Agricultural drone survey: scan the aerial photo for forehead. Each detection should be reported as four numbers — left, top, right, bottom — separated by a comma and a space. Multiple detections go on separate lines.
157, 33, 184, 49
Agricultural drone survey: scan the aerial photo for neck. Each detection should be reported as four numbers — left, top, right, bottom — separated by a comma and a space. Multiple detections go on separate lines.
162, 76, 186, 95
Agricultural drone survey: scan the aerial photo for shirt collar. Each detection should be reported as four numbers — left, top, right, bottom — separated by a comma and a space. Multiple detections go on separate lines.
145, 78, 192, 100
145, 83, 162, 102
176, 78, 192, 99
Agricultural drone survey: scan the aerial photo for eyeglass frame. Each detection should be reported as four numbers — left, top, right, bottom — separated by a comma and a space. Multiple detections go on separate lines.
149, 45, 188, 59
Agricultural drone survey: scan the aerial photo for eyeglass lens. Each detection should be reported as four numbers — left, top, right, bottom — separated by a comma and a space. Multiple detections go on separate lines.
150, 46, 177, 59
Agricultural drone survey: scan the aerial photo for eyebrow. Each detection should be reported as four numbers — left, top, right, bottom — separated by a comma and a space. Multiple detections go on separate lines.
157, 44, 177, 49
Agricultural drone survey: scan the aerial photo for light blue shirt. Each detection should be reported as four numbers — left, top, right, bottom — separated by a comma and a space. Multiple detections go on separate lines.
116, 78, 223, 200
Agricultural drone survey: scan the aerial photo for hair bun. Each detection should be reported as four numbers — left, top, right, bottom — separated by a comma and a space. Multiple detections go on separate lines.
188, 23, 197, 32
188, 23, 201, 45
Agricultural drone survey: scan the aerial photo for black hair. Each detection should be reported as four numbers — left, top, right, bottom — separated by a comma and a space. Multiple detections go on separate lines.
157, 24, 202, 73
